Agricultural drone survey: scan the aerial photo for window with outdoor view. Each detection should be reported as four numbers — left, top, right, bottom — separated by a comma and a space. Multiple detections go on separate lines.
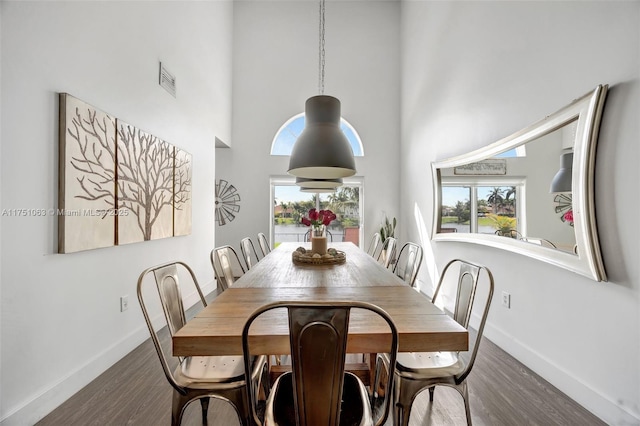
271, 179, 363, 248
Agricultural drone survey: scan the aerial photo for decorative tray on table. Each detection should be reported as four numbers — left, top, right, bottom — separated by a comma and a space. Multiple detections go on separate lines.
292, 247, 346, 265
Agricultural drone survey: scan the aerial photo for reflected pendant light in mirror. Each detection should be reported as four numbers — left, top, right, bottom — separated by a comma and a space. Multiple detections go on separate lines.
550, 151, 573, 193
287, 0, 356, 180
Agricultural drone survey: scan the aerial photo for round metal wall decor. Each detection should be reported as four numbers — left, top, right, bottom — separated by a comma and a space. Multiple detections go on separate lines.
215, 179, 240, 226
554, 193, 573, 226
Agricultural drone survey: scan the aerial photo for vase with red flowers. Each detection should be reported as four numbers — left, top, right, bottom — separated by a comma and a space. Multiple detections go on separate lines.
301, 208, 336, 254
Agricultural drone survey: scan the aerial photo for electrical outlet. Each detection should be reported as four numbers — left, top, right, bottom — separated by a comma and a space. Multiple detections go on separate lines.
120, 295, 129, 312
501, 291, 511, 309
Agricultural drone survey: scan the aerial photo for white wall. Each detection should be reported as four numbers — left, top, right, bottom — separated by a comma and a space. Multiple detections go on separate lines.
216, 1, 400, 252
3, 1, 636, 424
400, 1, 639, 424
0, 2, 233, 424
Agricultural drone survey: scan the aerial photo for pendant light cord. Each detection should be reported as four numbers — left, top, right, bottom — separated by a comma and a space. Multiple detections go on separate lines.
318, 0, 326, 95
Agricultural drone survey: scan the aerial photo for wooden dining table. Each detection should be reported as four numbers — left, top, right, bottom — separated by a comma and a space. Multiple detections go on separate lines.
172, 242, 468, 359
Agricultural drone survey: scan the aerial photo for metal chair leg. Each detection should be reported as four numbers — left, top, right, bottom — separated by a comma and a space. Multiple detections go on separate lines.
460, 382, 472, 426
199, 397, 210, 423
171, 391, 189, 426
393, 375, 412, 426
373, 355, 384, 400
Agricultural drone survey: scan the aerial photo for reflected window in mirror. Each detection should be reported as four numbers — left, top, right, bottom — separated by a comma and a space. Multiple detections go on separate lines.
441, 182, 524, 238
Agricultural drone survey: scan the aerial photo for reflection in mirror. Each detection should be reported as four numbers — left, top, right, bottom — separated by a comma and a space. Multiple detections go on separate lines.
439, 122, 578, 253
432, 85, 608, 281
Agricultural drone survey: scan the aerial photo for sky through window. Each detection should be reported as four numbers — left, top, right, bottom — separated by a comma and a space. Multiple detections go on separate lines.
271, 113, 364, 156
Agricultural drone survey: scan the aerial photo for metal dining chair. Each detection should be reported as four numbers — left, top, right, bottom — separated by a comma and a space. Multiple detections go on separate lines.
376, 237, 398, 269
240, 237, 261, 269
137, 261, 268, 426
242, 301, 399, 426
210, 245, 246, 291
257, 232, 271, 257
366, 232, 382, 257
374, 259, 494, 426
392, 242, 424, 287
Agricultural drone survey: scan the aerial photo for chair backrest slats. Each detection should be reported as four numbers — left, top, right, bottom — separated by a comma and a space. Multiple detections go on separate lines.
366, 232, 382, 256
242, 301, 398, 426
211, 245, 246, 291
377, 237, 398, 269
432, 259, 494, 383
153, 264, 187, 335
393, 242, 424, 287
257, 232, 271, 256
240, 237, 260, 270
289, 306, 349, 425
453, 263, 480, 328
138, 261, 206, 389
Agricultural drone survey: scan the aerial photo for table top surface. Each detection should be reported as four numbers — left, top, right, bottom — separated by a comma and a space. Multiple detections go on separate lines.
172, 242, 468, 356
234, 242, 407, 288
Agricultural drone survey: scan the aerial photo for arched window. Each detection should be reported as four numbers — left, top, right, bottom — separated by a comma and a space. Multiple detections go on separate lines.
270, 113, 364, 156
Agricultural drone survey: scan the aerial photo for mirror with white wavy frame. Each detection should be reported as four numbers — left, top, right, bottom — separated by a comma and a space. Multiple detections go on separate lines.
431, 85, 608, 282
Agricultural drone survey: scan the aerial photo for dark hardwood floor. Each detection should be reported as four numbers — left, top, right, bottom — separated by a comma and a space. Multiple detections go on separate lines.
38, 302, 606, 426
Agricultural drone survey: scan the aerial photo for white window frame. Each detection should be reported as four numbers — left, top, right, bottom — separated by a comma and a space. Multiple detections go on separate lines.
440, 176, 527, 236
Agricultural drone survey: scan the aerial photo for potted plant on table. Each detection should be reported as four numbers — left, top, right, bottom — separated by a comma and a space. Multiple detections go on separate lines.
379, 215, 396, 242
379, 215, 397, 265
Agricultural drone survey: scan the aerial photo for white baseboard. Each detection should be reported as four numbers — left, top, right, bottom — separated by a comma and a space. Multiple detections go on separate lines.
0, 280, 217, 426
0, 326, 147, 426
481, 320, 640, 426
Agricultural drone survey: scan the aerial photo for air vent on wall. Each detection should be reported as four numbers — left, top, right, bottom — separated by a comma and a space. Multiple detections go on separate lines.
159, 62, 176, 97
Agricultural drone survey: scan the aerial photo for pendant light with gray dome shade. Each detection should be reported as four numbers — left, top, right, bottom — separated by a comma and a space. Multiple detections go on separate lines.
300, 187, 338, 194
295, 177, 343, 189
287, 0, 356, 181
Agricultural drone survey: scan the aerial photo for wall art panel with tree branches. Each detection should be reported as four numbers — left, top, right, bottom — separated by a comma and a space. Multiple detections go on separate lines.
58, 93, 192, 253
174, 148, 193, 236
